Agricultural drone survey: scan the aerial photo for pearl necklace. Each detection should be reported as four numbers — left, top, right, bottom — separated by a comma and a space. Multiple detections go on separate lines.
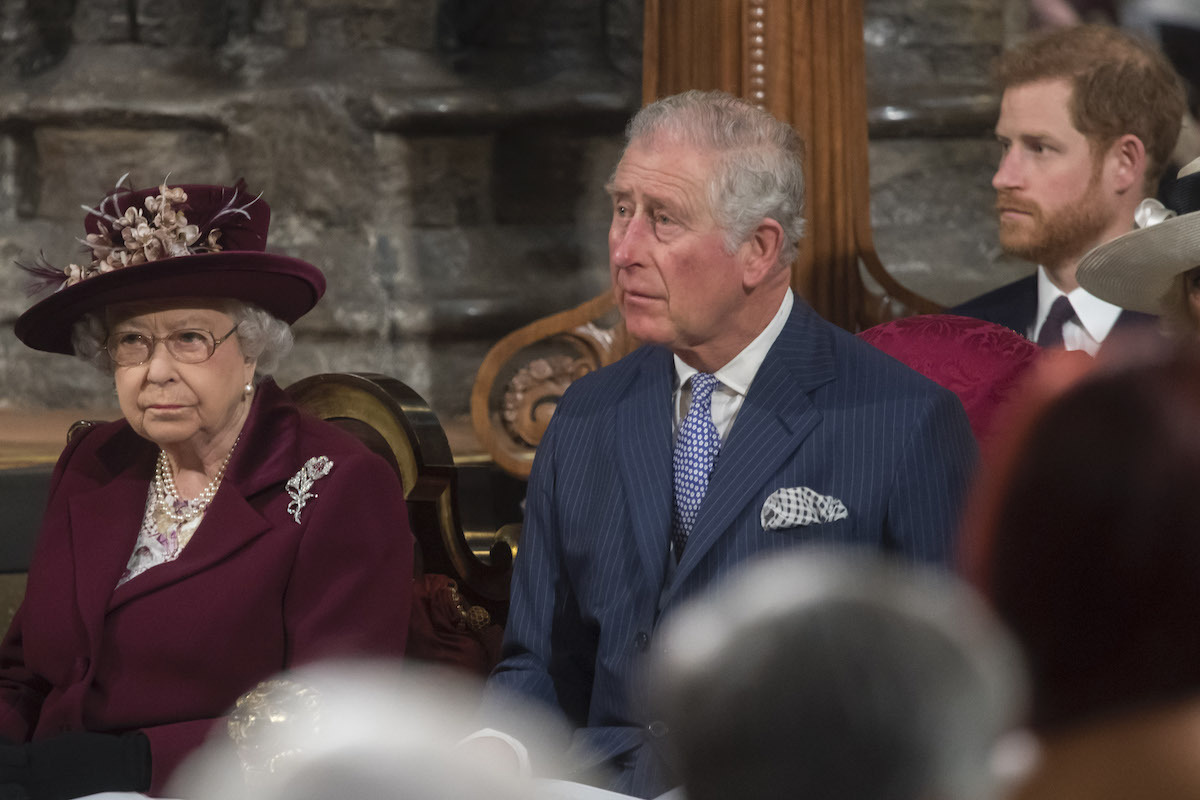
154, 436, 240, 524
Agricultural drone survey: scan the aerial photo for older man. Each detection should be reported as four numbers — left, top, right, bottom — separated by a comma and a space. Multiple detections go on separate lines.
487, 90, 976, 798
952, 24, 1185, 353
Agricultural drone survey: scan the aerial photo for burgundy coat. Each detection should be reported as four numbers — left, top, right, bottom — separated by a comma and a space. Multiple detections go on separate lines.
0, 379, 413, 793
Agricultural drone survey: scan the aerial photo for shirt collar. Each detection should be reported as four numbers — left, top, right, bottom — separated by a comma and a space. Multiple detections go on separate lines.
674, 288, 794, 396
1036, 265, 1123, 343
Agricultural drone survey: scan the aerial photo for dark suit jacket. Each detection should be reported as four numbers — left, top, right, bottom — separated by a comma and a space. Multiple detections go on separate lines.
487, 299, 977, 798
950, 274, 1157, 339
0, 380, 412, 793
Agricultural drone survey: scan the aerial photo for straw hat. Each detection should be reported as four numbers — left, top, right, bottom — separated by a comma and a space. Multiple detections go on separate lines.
1076, 158, 1200, 315
14, 179, 325, 355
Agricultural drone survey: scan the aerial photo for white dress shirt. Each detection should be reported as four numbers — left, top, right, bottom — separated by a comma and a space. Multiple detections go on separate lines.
1032, 266, 1122, 355
672, 289, 794, 442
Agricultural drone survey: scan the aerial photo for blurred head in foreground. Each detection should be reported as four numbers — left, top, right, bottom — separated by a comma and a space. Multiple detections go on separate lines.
170, 661, 568, 800
648, 550, 1028, 800
964, 344, 1200, 734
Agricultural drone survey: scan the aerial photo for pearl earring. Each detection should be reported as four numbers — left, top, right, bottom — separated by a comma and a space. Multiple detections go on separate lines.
244, 382, 254, 398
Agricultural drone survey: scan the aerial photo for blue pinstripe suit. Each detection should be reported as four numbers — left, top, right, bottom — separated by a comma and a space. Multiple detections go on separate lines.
488, 299, 977, 797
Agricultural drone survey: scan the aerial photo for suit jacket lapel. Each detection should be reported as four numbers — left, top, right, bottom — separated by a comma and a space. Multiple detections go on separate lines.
1010, 276, 1037, 336
616, 348, 675, 589
1113, 308, 1158, 333
107, 380, 303, 609
670, 302, 836, 591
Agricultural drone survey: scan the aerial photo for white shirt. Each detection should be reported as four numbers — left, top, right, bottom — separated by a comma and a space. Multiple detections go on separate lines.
1032, 266, 1123, 356
672, 289, 794, 442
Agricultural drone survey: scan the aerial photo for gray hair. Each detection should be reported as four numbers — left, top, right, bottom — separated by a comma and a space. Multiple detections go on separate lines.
622, 89, 806, 267
648, 549, 1028, 800
71, 299, 293, 381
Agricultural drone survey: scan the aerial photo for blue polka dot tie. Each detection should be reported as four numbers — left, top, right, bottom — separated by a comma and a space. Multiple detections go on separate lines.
672, 373, 721, 559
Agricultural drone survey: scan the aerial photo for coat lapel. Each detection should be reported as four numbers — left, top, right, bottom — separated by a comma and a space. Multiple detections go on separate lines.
670, 301, 837, 592
616, 348, 675, 589
69, 437, 155, 650
106, 380, 304, 610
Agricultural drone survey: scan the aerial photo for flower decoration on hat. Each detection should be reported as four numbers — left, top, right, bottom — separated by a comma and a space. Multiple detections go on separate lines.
1132, 197, 1177, 231
20, 174, 259, 296
14, 176, 325, 356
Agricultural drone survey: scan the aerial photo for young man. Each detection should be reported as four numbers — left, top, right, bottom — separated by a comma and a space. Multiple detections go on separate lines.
486, 90, 976, 798
952, 24, 1185, 353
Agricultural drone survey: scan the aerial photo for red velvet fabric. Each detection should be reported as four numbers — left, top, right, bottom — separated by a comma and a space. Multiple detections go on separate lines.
858, 314, 1041, 448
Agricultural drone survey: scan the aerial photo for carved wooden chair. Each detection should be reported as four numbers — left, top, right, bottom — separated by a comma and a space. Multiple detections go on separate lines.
470, 294, 633, 478
472, 0, 942, 478
286, 373, 514, 615
285, 373, 516, 672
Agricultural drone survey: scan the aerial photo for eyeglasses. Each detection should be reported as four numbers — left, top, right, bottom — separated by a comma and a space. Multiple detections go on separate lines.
105, 324, 240, 367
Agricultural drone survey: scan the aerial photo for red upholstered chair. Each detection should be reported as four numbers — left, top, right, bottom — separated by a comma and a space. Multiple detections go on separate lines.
857, 315, 1041, 449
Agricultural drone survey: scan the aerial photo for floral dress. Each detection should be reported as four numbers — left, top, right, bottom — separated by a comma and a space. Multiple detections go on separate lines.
117, 490, 206, 587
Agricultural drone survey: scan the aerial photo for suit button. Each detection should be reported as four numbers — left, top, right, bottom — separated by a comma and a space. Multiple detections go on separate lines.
647, 720, 668, 738
633, 632, 649, 652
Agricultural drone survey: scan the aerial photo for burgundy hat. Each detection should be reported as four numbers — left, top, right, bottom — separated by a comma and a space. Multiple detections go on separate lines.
15, 180, 326, 355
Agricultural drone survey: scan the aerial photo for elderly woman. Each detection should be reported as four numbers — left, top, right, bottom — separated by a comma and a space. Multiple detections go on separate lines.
0, 180, 413, 798
1077, 156, 1200, 338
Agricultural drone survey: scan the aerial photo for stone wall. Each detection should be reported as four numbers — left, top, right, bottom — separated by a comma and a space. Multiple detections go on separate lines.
0, 0, 639, 423
866, 0, 1030, 306
0, 0, 1024, 429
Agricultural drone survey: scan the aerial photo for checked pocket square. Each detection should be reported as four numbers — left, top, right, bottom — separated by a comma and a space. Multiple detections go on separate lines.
760, 486, 848, 530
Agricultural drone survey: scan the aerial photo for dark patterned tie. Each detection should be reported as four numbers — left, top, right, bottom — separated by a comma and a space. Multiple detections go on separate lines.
671, 373, 721, 559
1037, 295, 1075, 348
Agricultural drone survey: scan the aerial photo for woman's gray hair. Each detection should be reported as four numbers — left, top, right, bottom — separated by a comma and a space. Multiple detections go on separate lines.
621, 89, 806, 268
71, 299, 293, 381
72, 312, 112, 373
230, 301, 294, 381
